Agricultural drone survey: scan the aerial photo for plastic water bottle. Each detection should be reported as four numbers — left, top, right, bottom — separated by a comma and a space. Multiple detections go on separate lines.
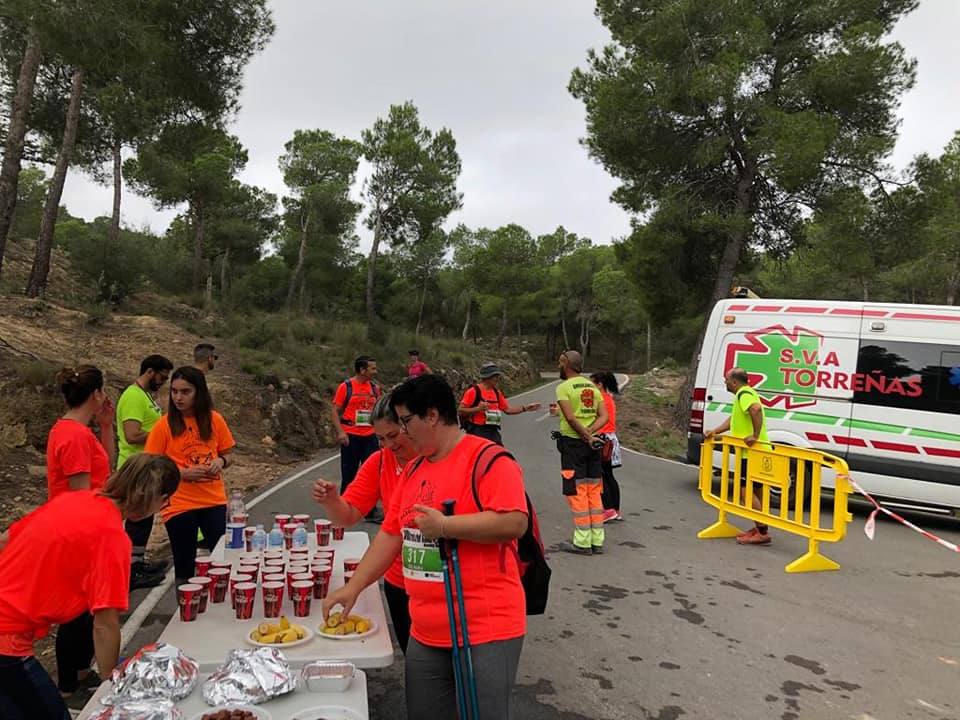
268, 523, 284, 549
227, 492, 246, 523
292, 524, 308, 549
251, 524, 267, 553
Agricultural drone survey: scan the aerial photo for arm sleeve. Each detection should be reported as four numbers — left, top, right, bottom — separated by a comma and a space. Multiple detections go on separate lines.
498, 392, 510, 411
342, 451, 382, 516
476, 457, 528, 515
333, 383, 347, 409
212, 413, 236, 453
116, 390, 146, 424
555, 384, 569, 403
83, 533, 132, 613
56, 429, 94, 478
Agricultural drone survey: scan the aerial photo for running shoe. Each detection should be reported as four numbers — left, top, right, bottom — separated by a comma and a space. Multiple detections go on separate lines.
737, 530, 771, 545
602, 509, 619, 523
558, 542, 593, 556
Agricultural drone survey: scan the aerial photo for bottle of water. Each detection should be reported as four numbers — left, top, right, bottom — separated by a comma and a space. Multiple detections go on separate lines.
268, 523, 284, 549
227, 492, 246, 523
292, 524, 308, 549
251, 524, 267, 553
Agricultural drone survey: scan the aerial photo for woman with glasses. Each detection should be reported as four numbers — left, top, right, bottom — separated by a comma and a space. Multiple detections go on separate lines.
145, 366, 235, 584
311, 394, 416, 653
324, 374, 529, 719
0, 454, 180, 720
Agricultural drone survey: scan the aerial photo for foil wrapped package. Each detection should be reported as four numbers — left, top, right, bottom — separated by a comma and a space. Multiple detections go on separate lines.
91, 698, 183, 720
202, 647, 296, 705
103, 643, 199, 705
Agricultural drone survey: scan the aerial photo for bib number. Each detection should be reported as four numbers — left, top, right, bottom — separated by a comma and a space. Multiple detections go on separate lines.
402, 528, 443, 583
355, 410, 371, 427
485, 410, 502, 426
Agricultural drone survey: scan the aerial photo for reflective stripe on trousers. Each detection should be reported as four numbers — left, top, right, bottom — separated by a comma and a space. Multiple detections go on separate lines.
565, 480, 604, 548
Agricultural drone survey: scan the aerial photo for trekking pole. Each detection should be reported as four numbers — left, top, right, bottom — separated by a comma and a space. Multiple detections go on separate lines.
443, 499, 481, 720
439, 502, 468, 720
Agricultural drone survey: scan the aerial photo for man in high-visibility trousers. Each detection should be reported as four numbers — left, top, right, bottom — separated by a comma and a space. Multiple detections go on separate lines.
706, 367, 773, 545
553, 350, 609, 555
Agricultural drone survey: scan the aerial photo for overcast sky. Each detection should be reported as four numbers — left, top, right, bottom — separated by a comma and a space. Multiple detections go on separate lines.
58, 0, 960, 250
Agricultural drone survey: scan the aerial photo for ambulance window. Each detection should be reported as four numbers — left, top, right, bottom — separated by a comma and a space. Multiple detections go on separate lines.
855, 341, 960, 414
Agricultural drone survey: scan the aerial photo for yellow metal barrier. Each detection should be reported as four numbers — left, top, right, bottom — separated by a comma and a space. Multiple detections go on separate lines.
698, 436, 853, 573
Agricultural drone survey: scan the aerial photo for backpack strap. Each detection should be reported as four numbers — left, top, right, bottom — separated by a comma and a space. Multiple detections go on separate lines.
337, 378, 353, 418
470, 442, 516, 511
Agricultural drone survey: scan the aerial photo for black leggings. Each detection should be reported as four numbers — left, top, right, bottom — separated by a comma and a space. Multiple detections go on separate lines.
165, 505, 226, 583
125, 514, 154, 560
383, 580, 411, 655
55, 612, 93, 693
600, 460, 620, 511
339, 434, 380, 493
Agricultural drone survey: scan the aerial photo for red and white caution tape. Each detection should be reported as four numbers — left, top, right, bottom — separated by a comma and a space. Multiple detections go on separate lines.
843, 475, 960, 553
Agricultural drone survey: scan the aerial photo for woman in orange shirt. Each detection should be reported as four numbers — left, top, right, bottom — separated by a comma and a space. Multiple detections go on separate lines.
591, 372, 623, 522
145, 366, 235, 584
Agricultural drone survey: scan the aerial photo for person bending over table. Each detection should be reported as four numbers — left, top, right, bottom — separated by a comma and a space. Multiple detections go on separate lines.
0, 454, 180, 720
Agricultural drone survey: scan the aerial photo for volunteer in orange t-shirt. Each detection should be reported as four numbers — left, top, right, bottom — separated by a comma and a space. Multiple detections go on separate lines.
591, 372, 624, 522
145, 366, 235, 583
331, 356, 382, 519
45, 365, 116, 698
458, 362, 540, 446
312, 394, 416, 652
324, 375, 528, 720
0, 454, 179, 720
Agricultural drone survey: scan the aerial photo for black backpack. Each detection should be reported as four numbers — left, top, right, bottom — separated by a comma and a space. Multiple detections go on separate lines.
460, 384, 506, 429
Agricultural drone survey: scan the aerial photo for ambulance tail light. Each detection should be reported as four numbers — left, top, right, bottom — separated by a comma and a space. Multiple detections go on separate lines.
689, 387, 707, 434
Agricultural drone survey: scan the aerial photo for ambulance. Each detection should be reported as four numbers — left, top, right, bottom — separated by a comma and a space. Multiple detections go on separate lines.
687, 298, 960, 515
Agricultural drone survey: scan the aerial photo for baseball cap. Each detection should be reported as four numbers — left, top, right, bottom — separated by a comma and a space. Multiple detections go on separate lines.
479, 363, 502, 379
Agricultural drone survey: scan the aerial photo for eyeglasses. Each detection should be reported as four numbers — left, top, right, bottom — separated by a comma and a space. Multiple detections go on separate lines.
398, 413, 417, 431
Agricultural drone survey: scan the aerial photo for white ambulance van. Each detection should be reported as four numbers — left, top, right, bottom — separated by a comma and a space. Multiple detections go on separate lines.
687, 298, 960, 515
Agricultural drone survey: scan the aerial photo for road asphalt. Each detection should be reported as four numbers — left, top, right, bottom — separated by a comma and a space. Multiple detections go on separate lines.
115, 377, 960, 720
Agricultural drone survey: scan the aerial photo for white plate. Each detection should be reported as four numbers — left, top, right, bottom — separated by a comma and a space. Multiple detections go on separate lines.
290, 707, 364, 720
189, 705, 271, 720
244, 621, 315, 649
316, 618, 377, 641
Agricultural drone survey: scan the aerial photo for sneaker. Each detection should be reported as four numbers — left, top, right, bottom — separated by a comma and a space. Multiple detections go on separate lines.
737, 530, 771, 546
138, 559, 169, 575
601, 509, 619, 524
559, 542, 593, 556
591, 545, 605, 555
129, 563, 166, 590
735, 527, 759, 541
614, 512, 624, 522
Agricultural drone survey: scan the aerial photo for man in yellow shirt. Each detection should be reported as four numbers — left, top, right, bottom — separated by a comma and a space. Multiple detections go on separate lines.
706, 367, 772, 545
554, 350, 608, 555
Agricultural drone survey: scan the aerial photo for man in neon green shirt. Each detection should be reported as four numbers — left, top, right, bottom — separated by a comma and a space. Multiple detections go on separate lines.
116, 354, 173, 587
554, 350, 609, 555
705, 367, 771, 546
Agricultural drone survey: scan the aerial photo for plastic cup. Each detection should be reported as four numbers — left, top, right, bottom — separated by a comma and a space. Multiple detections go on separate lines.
177, 584, 202, 622
187, 576, 212, 614
238, 552, 260, 566
226, 523, 244, 549
262, 573, 285, 585
282, 524, 297, 549
274, 513, 292, 530
264, 558, 286, 572
286, 566, 309, 592
239, 564, 259, 583
229, 573, 253, 609
290, 580, 313, 617
263, 549, 284, 560
262, 581, 285, 618
332, 525, 345, 541
211, 560, 232, 572
293, 513, 311, 528
314, 519, 332, 547
343, 558, 361, 573
289, 547, 309, 559
208, 568, 231, 603
314, 549, 334, 562
311, 566, 331, 599
234, 581, 257, 620
194, 556, 212, 577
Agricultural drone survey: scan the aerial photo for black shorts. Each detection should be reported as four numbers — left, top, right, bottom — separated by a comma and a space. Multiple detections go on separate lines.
464, 423, 504, 446
559, 435, 602, 490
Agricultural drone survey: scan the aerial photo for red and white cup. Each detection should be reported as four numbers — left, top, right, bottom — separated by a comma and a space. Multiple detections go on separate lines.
314, 549, 335, 564
243, 527, 257, 551
231, 511, 249, 525
263, 549, 284, 560
211, 559, 232, 571
343, 571, 355, 584
239, 564, 259, 583
262, 573, 285, 586
262, 581, 285, 618
208, 568, 231, 603
290, 580, 313, 617
234, 581, 257, 620
187, 576, 212, 614
286, 566, 309, 592
332, 525, 345, 541
311, 565, 332, 599
289, 547, 309, 559
194, 556, 213, 577
229, 573, 253, 609
264, 558, 286, 572
274, 513, 292, 530
282, 524, 297, 549
239, 552, 260, 566
293, 513, 311, 528
314, 519, 332, 546
177, 584, 203, 622
343, 558, 361, 573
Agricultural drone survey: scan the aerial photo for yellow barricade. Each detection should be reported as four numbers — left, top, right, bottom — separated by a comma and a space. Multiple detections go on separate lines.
698, 436, 853, 573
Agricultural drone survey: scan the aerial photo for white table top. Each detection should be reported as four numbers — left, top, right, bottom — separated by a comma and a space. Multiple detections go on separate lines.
77, 669, 369, 720
157, 532, 395, 671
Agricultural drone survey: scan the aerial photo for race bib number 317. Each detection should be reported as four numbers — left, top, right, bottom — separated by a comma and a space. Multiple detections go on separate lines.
402, 527, 443, 583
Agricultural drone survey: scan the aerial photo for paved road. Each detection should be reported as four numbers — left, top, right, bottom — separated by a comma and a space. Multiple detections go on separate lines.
121, 378, 960, 720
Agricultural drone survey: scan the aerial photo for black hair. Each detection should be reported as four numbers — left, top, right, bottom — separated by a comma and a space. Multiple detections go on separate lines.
389, 374, 458, 426
55, 365, 104, 408
140, 354, 174, 376
729, 368, 749, 385
590, 371, 620, 394
408, 349, 419, 356
355, 355, 376, 374
168, 366, 214, 440
193, 343, 216, 362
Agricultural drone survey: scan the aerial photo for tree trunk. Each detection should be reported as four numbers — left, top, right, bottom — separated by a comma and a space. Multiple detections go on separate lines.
861, 278, 870, 302
494, 301, 508, 351
191, 199, 205, 293
108, 138, 122, 246
646, 317, 653, 371
287, 210, 310, 311
672, 160, 754, 430
946, 258, 958, 305
365, 209, 383, 335
0, 30, 42, 275
26, 68, 85, 298
461, 296, 472, 341
299, 278, 309, 314
204, 272, 213, 309
579, 315, 590, 361
415, 276, 428, 337
220, 246, 230, 299
560, 312, 570, 349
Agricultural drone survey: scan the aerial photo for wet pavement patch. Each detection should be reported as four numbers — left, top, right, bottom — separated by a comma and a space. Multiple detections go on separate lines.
784, 655, 826, 675
641, 706, 686, 720
824, 679, 861, 691
673, 609, 705, 625
583, 672, 613, 690
585, 584, 630, 601
583, 599, 612, 615
628, 656, 642, 662
653, 525, 673, 530
659, 661, 681, 670
720, 579, 765, 595
619, 540, 645, 548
